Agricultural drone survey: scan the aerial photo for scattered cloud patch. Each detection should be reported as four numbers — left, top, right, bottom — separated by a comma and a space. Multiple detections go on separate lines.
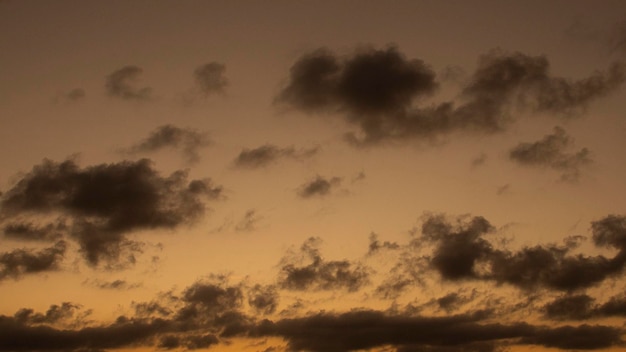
509, 126, 592, 181
233, 144, 318, 169
124, 125, 211, 164
105, 65, 152, 100
296, 175, 341, 198
0, 158, 222, 267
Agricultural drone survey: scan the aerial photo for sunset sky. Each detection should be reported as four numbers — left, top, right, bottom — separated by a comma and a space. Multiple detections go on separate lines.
2, 1, 626, 351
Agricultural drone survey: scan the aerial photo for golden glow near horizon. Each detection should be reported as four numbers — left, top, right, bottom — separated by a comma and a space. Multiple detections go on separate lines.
1, 1, 626, 351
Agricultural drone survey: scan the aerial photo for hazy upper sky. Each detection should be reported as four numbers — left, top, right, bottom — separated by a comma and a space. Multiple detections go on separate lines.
2, 1, 626, 351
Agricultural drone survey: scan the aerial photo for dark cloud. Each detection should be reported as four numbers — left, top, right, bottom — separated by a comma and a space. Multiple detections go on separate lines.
296, 175, 341, 198
125, 125, 211, 164
367, 232, 400, 255
3, 219, 66, 241
233, 144, 318, 169
417, 213, 626, 291
90, 279, 141, 290
249, 310, 623, 351
278, 237, 369, 292
519, 324, 623, 350
194, 62, 228, 95
0, 158, 222, 267
0, 315, 171, 351
543, 294, 595, 320
509, 126, 592, 181
544, 293, 626, 320
247, 285, 279, 315
14, 302, 81, 326
105, 65, 152, 100
420, 214, 495, 281
0, 241, 66, 281
184, 333, 219, 349
279, 47, 624, 145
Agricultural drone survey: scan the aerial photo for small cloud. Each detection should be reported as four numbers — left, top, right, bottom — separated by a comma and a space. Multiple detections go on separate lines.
105, 65, 152, 100
509, 126, 592, 182
496, 184, 510, 195
278, 237, 370, 292
470, 153, 487, 168
233, 144, 318, 169
235, 209, 262, 232
194, 62, 228, 96
124, 124, 211, 164
0, 241, 66, 281
296, 175, 341, 198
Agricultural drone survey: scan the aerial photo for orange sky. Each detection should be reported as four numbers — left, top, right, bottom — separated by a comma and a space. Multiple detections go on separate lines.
1, 1, 626, 351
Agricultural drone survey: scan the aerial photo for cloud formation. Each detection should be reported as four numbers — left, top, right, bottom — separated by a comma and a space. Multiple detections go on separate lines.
105, 65, 152, 100
278, 237, 369, 292
415, 213, 626, 292
0, 241, 66, 281
125, 124, 211, 163
297, 175, 341, 198
509, 126, 592, 181
194, 62, 228, 95
278, 47, 625, 145
233, 144, 318, 169
0, 159, 222, 267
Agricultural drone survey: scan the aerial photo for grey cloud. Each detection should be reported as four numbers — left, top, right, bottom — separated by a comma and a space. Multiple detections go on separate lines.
278, 237, 369, 292
249, 310, 623, 351
126, 124, 211, 164
509, 126, 592, 181
3, 219, 66, 241
0, 158, 222, 267
420, 214, 495, 281
105, 65, 152, 100
297, 175, 341, 198
279, 47, 624, 145
14, 302, 80, 326
367, 232, 400, 255
247, 285, 279, 315
417, 213, 626, 291
0, 241, 66, 281
544, 293, 626, 321
233, 144, 318, 169
90, 279, 141, 290
0, 315, 171, 351
194, 62, 228, 95
519, 324, 623, 350
470, 153, 487, 168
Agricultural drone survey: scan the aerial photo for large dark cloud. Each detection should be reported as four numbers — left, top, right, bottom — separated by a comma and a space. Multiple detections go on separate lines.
509, 126, 591, 181
105, 65, 152, 100
278, 47, 625, 145
233, 144, 318, 169
249, 310, 623, 351
0, 241, 66, 281
296, 175, 341, 198
0, 159, 222, 267
0, 315, 171, 351
544, 293, 626, 320
125, 124, 211, 164
194, 62, 228, 95
416, 213, 626, 291
278, 237, 369, 292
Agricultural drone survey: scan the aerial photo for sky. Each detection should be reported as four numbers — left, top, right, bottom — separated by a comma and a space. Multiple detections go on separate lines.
1, 1, 626, 351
